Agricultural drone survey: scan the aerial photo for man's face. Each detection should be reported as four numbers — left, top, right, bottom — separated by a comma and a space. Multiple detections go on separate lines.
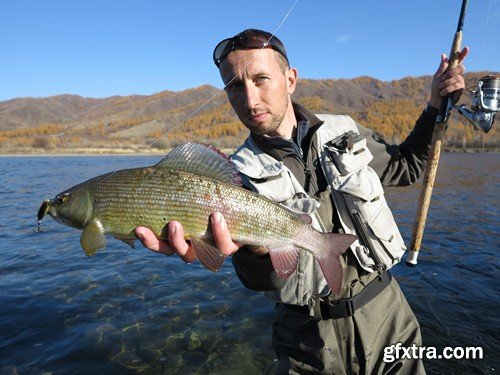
219, 48, 297, 137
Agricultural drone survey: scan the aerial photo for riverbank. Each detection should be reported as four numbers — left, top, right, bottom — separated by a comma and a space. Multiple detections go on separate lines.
0, 146, 498, 156
0, 147, 167, 156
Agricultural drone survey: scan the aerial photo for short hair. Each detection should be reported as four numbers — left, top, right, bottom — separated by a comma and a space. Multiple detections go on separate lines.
213, 29, 289, 69
273, 50, 290, 72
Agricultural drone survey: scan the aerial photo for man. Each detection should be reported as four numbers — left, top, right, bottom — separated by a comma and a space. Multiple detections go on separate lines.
136, 29, 468, 373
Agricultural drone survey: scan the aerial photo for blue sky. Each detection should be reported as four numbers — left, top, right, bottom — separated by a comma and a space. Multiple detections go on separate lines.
1, 0, 499, 101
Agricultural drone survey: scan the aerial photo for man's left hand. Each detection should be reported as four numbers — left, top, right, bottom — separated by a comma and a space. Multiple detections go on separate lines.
429, 46, 469, 109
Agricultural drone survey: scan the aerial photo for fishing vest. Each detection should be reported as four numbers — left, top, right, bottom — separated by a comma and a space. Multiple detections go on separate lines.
230, 114, 407, 306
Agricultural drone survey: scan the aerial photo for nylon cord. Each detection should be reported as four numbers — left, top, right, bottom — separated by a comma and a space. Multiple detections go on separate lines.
149, 0, 300, 147
479, 0, 492, 72
36, 0, 300, 148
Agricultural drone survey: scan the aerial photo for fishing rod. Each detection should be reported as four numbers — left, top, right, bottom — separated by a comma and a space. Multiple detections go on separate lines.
406, 0, 499, 267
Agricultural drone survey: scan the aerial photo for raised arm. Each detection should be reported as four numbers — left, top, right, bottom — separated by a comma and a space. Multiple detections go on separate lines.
365, 48, 468, 186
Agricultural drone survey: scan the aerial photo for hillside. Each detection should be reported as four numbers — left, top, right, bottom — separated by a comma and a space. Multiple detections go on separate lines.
0, 72, 497, 153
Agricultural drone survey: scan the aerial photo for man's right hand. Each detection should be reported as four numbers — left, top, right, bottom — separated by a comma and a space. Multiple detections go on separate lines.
135, 212, 241, 264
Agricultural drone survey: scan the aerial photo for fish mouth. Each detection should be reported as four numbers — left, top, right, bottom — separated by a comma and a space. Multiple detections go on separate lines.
37, 199, 52, 222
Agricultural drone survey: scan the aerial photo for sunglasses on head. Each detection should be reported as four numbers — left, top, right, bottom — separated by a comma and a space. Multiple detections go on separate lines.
213, 29, 289, 68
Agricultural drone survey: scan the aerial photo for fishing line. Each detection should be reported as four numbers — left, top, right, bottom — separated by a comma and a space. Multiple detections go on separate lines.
92, 0, 301, 185
267, 0, 300, 41
35, 1, 303, 232
148, 0, 300, 148
32, 0, 300, 150
479, 0, 492, 71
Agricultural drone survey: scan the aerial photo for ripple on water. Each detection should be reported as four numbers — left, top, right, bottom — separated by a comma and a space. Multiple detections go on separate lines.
0, 153, 497, 374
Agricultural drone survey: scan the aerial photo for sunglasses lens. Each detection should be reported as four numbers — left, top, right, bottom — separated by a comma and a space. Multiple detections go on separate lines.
213, 38, 234, 63
213, 29, 288, 67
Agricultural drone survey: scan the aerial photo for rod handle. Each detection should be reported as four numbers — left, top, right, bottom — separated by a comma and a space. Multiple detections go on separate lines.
407, 31, 463, 267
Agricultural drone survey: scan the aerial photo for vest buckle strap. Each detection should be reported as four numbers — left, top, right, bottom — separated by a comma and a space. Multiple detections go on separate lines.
320, 271, 392, 319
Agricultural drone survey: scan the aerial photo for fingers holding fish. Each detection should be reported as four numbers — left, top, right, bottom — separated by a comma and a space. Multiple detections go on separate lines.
167, 221, 197, 263
135, 226, 176, 256
37, 143, 355, 293
135, 223, 197, 263
210, 212, 240, 256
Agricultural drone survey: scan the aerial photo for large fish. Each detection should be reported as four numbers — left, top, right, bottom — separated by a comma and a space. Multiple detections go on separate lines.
37, 143, 356, 294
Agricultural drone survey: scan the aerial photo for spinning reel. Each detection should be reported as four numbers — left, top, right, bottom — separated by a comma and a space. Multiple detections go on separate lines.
451, 75, 499, 133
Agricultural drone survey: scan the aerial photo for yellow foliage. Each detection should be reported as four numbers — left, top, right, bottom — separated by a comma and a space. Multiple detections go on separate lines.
298, 96, 323, 111
0, 123, 65, 139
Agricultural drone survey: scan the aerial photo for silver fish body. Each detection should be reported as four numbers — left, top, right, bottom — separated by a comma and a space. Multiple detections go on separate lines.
38, 143, 356, 294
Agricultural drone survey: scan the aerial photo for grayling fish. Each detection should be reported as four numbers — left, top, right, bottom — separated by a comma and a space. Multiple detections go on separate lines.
37, 142, 356, 294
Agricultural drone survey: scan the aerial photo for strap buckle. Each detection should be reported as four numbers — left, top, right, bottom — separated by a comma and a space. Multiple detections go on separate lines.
326, 297, 355, 317
321, 271, 392, 319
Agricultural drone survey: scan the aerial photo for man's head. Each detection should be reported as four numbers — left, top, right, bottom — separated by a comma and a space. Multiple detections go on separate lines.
213, 29, 289, 71
213, 29, 298, 138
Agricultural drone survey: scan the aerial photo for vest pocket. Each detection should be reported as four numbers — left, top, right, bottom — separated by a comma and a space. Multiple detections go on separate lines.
249, 173, 297, 203
325, 133, 373, 176
338, 168, 406, 270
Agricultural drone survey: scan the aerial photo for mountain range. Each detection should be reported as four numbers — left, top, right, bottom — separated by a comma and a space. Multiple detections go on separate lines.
0, 72, 497, 152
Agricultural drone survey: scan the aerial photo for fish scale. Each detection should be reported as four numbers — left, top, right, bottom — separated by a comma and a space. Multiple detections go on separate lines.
88, 167, 302, 245
37, 142, 356, 294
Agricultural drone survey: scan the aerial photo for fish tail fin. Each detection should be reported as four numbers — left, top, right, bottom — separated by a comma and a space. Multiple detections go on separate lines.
307, 230, 357, 295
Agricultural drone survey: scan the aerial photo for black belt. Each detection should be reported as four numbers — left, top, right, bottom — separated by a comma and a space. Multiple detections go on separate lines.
285, 271, 392, 319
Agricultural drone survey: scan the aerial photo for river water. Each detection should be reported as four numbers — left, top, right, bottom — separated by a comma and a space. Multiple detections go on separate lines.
0, 153, 497, 374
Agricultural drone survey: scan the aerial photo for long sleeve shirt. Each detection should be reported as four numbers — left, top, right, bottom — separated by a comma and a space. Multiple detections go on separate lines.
231, 103, 438, 297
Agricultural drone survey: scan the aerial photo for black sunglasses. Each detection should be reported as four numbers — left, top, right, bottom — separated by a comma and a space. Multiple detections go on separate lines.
213, 29, 289, 68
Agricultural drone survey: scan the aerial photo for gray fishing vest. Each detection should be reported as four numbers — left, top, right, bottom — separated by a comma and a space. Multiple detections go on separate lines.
230, 114, 406, 306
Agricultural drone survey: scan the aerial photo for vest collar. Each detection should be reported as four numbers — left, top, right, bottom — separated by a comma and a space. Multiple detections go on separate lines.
250, 102, 324, 161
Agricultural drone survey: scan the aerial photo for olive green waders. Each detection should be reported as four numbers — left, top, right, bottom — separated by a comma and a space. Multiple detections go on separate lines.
272, 277, 425, 374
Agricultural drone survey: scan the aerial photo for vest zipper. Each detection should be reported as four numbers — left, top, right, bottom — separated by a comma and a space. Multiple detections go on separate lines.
304, 167, 312, 193
351, 211, 385, 272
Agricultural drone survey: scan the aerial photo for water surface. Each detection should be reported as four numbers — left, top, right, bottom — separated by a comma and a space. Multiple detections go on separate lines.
0, 153, 497, 374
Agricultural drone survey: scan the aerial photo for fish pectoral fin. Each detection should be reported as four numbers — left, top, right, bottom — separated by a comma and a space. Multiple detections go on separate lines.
190, 237, 226, 272
268, 245, 300, 279
114, 235, 136, 249
80, 220, 106, 256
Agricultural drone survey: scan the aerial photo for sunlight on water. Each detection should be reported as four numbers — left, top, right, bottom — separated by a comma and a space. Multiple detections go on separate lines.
0, 153, 497, 374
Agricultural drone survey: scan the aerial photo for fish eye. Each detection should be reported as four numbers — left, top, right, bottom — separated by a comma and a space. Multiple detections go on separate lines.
57, 193, 69, 204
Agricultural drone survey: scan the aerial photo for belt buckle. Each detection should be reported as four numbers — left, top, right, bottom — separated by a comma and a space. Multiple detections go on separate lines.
345, 299, 355, 316
327, 297, 355, 318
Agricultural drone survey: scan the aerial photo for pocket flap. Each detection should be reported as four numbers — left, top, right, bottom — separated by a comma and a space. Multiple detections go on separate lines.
248, 171, 299, 203
367, 214, 397, 242
366, 206, 407, 251
337, 166, 384, 201
325, 135, 373, 176
237, 161, 285, 179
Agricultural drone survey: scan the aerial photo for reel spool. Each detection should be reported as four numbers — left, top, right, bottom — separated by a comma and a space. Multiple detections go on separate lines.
453, 75, 499, 133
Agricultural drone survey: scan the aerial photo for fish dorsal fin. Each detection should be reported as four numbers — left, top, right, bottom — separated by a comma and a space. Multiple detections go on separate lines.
155, 142, 242, 185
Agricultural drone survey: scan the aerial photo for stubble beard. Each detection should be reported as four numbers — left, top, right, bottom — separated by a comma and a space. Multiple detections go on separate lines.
245, 112, 284, 136
241, 92, 290, 137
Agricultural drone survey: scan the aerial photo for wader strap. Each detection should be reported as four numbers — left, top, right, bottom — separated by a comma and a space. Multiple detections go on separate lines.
284, 271, 392, 319
320, 271, 392, 319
